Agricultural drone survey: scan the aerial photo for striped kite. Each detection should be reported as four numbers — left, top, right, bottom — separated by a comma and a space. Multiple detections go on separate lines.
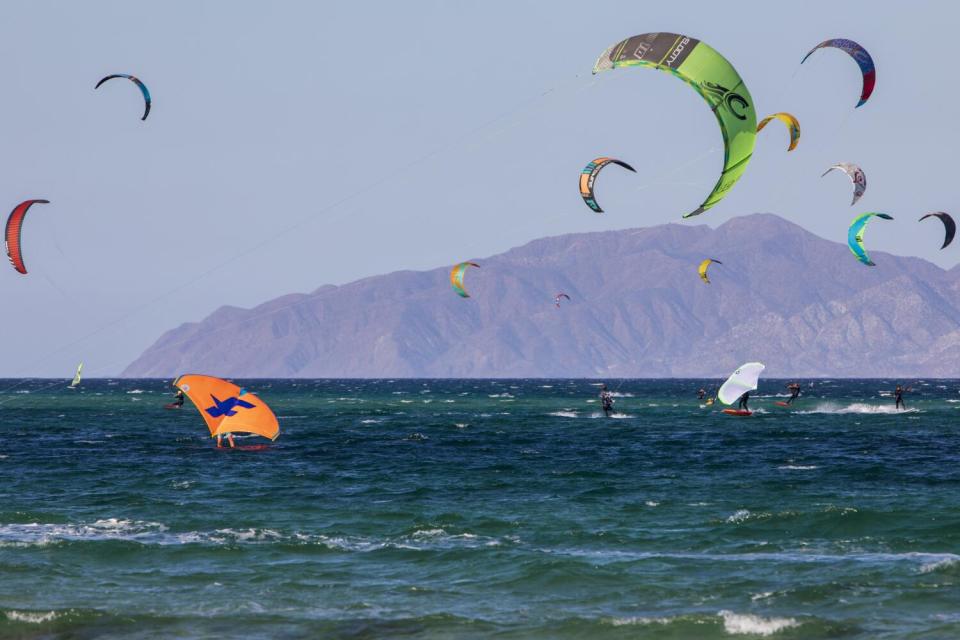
801, 39, 875, 108
5, 199, 50, 275
579, 157, 636, 213
450, 262, 479, 298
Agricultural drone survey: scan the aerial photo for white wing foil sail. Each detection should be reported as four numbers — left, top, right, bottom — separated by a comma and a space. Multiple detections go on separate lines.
717, 362, 765, 405
69, 362, 83, 388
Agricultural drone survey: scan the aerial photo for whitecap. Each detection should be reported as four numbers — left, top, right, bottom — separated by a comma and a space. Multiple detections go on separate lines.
4, 610, 61, 624
718, 611, 799, 636
548, 411, 578, 418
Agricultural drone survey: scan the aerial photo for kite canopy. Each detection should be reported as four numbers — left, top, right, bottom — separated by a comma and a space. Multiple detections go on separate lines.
593, 32, 757, 218
823, 163, 866, 206
554, 292, 571, 307
801, 39, 875, 108
174, 374, 280, 441
579, 157, 636, 213
718, 362, 765, 406
698, 258, 722, 284
450, 262, 479, 298
919, 212, 955, 250
95, 73, 152, 120
757, 113, 800, 152
4, 199, 50, 275
848, 212, 893, 266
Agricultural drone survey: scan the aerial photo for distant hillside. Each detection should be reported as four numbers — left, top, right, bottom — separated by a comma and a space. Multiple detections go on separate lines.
123, 214, 960, 378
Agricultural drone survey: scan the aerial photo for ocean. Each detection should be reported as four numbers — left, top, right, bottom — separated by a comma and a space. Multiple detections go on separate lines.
0, 378, 958, 639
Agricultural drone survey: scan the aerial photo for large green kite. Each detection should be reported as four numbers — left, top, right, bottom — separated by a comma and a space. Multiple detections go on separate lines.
593, 33, 757, 218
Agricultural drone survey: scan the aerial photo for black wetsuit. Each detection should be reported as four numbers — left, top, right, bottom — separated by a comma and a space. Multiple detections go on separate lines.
697, 389, 706, 400
786, 385, 801, 405
600, 391, 614, 417
174, 391, 185, 408
895, 387, 905, 410
737, 392, 750, 411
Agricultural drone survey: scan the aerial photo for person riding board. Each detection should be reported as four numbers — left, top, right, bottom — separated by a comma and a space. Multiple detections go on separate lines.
785, 383, 801, 405
737, 391, 750, 412
217, 432, 236, 448
894, 384, 911, 410
697, 388, 706, 400
599, 384, 614, 417
173, 389, 185, 408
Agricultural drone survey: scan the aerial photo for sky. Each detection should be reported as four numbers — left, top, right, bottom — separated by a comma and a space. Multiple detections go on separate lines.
0, 0, 954, 376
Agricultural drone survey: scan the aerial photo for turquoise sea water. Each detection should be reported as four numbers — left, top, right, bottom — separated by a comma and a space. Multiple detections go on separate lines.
0, 378, 958, 639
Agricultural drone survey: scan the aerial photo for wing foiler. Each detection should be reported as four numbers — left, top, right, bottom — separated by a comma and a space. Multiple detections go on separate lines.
718, 362, 765, 405
174, 374, 280, 441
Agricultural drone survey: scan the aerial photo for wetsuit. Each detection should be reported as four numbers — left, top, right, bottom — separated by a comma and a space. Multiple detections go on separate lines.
786, 384, 801, 405
174, 390, 185, 408
737, 392, 750, 411
697, 389, 706, 400
895, 387, 905, 410
600, 391, 614, 417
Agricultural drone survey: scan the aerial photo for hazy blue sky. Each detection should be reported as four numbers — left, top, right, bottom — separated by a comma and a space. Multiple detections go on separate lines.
0, 0, 952, 375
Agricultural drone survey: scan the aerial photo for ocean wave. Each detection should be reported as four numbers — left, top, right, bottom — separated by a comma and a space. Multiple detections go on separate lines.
719, 611, 799, 636
4, 610, 62, 624
797, 402, 919, 415
0, 520, 517, 551
918, 554, 960, 574
778, 465, 818, 470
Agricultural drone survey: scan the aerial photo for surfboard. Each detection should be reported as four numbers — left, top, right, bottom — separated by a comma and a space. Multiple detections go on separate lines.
774, 401, 790, 407
722, 409, 752, 416
163, 403, 182, 410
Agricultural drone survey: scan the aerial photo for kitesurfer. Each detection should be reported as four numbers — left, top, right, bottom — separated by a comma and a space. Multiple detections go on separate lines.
786, 383, 801, 405
737, 391, 750, 412
173, 389, 185, 408
697, 388, 706, 400
217, 432, 236, 448
894, 384, 910, 410
599, 384, 614, 417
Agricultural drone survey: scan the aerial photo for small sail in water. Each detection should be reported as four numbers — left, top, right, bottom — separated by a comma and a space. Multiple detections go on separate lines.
68, 362, 83, 388
717, 362, 765, 405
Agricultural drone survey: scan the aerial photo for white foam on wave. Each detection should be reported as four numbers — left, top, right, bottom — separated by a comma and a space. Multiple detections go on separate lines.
607, 616, 672, 626
125, 389, 146, 394
718, 611, 799, 636
610, 392, 633, 398
919, 554, 960, 574
726, 509, 753, 524
589, 412, 633, 419
778, 465, 818, 470
798, 402, 918, 415
360, 419, 382, 424
548, 411, 578, 418
4, 610, 61, 624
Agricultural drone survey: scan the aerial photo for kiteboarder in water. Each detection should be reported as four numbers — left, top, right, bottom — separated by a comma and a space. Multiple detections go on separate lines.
697, 388, 706, 400
894, 384, 909, 410
599, 384, 614, 417
786, 383, 801, 405
217, 433, 236, 448
737, 391, 750, 411
173, 389, 185, 408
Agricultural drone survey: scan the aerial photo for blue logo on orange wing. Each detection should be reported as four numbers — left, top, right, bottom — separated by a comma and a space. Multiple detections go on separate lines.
205, 394, 256, 418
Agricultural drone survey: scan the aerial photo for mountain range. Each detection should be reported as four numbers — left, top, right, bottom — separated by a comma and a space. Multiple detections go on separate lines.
122, 214, 960, 378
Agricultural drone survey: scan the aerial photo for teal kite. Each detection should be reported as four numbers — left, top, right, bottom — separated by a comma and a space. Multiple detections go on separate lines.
848, 212, 893, 266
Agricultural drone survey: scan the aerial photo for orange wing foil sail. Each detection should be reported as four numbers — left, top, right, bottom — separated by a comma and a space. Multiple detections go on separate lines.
173, 374, 280, 440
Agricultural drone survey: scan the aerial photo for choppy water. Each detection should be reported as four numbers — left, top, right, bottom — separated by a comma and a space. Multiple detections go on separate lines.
0, 378, 958, 639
